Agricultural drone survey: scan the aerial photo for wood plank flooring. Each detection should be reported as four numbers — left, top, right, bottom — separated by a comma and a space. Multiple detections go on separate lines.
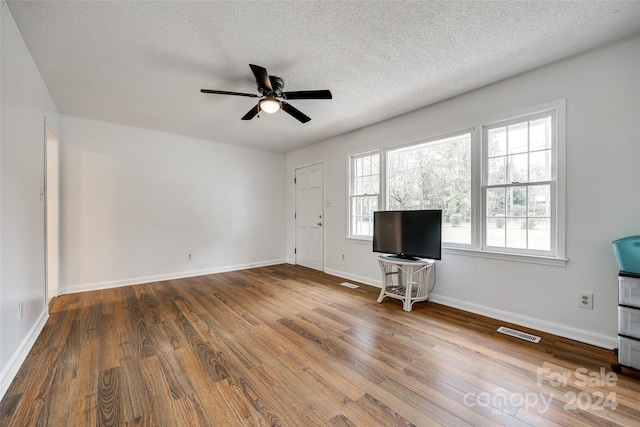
1, 264, 639, 426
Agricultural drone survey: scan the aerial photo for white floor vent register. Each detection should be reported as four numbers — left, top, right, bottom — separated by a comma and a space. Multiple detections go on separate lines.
339, 282, 359, 289
497, 326, 541, 343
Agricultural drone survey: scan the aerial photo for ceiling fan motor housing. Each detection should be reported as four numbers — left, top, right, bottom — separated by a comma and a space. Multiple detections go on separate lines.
259, 76, 285, 97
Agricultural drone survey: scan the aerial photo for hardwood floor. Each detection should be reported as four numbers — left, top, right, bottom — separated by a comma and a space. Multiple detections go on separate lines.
1, 264, 639, 426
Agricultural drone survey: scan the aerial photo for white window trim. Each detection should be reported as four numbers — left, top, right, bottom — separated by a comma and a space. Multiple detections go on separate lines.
481, 113, 556, 256
475, 99, 567, 264
347, 150, 381, 240
346, 99, 567, 266
443, 247, 567, 267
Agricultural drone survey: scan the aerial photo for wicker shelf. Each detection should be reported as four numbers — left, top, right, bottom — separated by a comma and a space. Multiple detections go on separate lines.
376, 255, 434, 312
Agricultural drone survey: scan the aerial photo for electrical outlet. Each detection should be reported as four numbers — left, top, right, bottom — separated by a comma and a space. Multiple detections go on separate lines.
578, 292, 594, 310
341, 254, 345, 261
188, 253, 193, 261
17, 301, 23, 320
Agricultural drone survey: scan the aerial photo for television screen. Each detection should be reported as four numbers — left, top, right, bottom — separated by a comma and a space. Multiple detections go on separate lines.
373, 210, 442, 260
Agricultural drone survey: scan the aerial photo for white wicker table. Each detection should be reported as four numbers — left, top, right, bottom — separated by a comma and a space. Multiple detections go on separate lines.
377, 255, 434, 311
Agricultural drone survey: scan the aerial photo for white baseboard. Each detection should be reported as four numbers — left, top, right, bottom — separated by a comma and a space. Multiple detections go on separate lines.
429, 294, 617, 350
0, 309, 49, 401
61, 258, 287, 295
323, 268, 617, 350
64, 260, 616, 352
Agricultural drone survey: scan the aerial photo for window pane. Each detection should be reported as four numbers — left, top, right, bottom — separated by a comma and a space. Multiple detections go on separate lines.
486, 184, 552, 252
355, 197, 363, 216
508, 153, 528, 183
486, 187, 505, 217
528, 185, 550, 217
361, 176, 371, 195
529, 150, 551, 182
528, 218, 551, 251
506, 187, 526, 217
352, 195, 378, 236
488, 156, 506, 185
353, 201, 362, 233
506, 218, 527, 249
363, 156, 371, 176
387, 133, 471, 244
352, 153, 380, 197
488, 127, 506, 157
508, 122, 528, 154
355, 157, 362, 177
530, 117, 552, 151
443, 222, 471, 245
486, 218, 506, 247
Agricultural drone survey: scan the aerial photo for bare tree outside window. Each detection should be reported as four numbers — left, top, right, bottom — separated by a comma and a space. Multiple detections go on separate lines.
387, 133, 471, 245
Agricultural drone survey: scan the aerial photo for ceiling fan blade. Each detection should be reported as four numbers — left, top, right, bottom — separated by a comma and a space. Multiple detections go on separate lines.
201, 89, 259, 98
283, 90, 332, 100
281, 101, 311, 123
249, 64, 273, 92
241, 103, 261, 120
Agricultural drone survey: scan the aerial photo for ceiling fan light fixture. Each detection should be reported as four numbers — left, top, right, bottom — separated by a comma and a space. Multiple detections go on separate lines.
260, 97, 281, 114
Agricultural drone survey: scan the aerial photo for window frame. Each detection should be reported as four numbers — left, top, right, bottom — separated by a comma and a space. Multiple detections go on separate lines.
481, 111, 556, 256
476, 100, 566, 264
347, 150, 381, 240
384, 129, 474, 249
346, 99, 566, 266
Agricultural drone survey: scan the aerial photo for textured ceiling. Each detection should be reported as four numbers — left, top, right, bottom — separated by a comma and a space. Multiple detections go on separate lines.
6, 1, 640, 153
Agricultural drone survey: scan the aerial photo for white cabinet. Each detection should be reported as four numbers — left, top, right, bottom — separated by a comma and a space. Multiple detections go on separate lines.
612, 274, 640, 373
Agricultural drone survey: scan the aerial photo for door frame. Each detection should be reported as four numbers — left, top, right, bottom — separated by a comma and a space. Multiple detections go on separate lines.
293, 161, 325, 271
44, 119, 60, 303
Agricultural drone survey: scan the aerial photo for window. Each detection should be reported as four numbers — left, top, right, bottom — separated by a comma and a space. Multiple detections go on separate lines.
347, 100, 565, 264
386, 132, 472, 245
484, 114, 554, 254
349, 152, 380, 238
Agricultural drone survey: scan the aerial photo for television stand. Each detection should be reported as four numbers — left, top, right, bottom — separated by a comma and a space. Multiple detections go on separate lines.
376, 255, 434, 312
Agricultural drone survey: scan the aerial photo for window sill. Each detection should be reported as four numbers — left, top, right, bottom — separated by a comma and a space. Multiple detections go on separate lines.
347, 236, 373, 245
345, 237, 567, 266
443, 247, 568, 267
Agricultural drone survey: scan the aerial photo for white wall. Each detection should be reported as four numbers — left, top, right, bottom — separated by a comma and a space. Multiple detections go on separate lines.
286, 35, 640, 349
59, 115, 286, 293
0, 2, 59, 398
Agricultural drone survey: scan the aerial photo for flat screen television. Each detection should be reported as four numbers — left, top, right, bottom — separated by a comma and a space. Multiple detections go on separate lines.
373, 210, 442, 260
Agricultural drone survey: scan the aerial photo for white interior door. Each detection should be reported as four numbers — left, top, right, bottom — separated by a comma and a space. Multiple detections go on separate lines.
295, 164, 324, 271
